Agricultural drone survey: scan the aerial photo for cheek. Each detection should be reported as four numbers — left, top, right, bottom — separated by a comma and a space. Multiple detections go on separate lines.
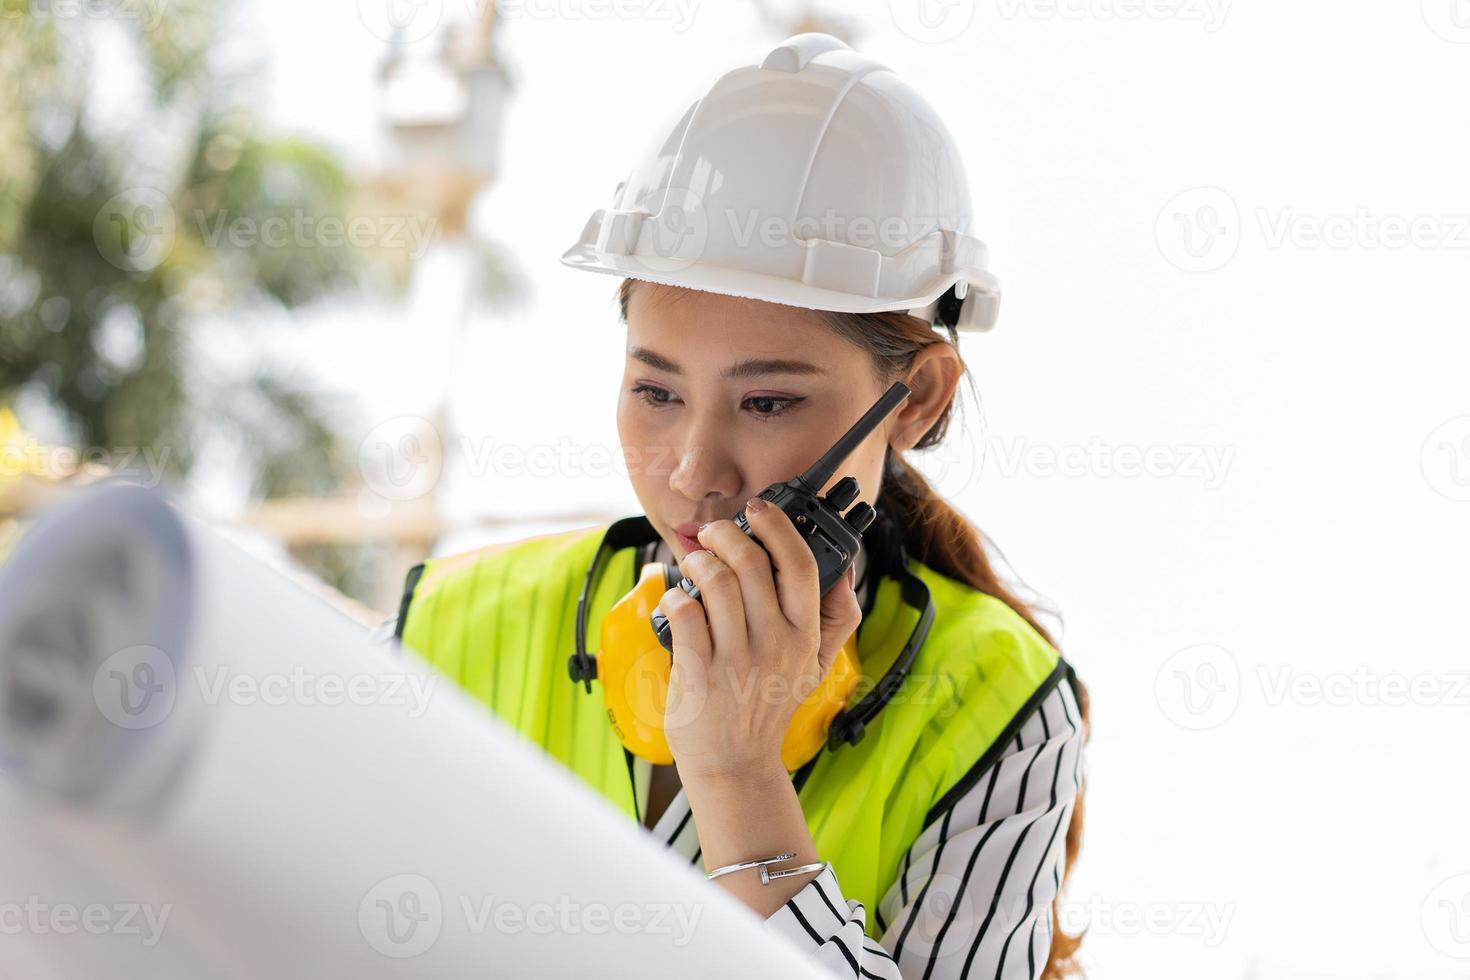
616, 401, 660, 488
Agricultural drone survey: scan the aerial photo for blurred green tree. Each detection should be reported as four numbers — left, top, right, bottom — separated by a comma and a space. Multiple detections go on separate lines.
0, 0, 422, 600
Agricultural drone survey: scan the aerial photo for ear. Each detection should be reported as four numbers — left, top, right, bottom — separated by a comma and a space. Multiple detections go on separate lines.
889, 344, 964, 452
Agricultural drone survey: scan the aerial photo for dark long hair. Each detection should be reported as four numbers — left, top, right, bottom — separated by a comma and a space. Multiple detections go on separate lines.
618, 277, 1090, 978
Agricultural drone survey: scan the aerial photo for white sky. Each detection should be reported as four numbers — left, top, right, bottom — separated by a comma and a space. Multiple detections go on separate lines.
233, 2, 1470, 976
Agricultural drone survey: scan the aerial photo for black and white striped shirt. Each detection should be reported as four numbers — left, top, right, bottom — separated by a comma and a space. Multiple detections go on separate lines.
636, 677, 1084, 980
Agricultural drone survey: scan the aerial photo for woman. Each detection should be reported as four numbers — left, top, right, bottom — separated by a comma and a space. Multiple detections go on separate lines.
392, 33, 1089, 980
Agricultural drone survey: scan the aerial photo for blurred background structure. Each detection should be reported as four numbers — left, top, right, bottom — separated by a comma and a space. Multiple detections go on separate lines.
3, 1, 1469, 977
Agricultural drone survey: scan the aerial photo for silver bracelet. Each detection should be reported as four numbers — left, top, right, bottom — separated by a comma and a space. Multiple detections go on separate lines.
705, 852, 828, 886
705, 851, 796, 881
758, 860, 828, 885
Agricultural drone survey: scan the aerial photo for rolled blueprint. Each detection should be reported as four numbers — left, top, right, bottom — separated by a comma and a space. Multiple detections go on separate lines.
0, 481, 828, 979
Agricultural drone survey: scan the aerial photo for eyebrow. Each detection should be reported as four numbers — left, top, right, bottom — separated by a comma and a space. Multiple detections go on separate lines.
626, 347, 824, 379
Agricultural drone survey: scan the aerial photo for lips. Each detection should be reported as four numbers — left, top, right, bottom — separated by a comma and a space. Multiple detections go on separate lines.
673, 519, 721, 554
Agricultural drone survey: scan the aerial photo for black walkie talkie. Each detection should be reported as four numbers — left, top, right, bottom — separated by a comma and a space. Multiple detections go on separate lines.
651, 381, 912, 652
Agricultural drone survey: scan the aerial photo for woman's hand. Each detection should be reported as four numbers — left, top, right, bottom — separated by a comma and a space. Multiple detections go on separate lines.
655, 496, 864, 783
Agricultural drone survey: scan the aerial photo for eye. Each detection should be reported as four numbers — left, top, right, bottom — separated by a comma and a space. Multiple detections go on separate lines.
629, 384, 804, 420
630, 383, 677, 407
743, 395, 802, 419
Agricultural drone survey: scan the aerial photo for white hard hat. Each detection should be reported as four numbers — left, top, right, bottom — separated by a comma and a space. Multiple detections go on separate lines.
560, 33, 1000, 332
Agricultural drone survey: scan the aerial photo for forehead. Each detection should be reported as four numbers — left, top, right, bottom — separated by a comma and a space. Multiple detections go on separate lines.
624, 281, 849, 368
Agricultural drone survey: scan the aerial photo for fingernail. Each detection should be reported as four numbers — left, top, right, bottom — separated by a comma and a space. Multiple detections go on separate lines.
846, 565, 856, 587
746, 497, 767, 514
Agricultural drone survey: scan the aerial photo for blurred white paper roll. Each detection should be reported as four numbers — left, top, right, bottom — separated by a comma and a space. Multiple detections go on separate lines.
0, 481, 828, 980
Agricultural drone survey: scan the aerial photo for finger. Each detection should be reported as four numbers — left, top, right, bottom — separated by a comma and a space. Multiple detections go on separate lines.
657, 585, 712, 665
695, 518, 783, 638
675, 549, 749, 666
740, 498, 820, 632
816, 565, 863, 680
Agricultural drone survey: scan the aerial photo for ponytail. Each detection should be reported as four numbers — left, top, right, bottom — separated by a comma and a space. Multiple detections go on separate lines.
875, 447, 1089, 980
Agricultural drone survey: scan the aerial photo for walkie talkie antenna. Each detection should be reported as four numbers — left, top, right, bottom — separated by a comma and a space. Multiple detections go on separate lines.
796, 381, 912, 492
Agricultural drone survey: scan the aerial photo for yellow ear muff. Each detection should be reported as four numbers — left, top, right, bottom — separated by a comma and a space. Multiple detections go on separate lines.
597, 562, 863, 772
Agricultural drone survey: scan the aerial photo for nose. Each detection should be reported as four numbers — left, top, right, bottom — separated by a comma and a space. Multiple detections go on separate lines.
667, 427, 742, 503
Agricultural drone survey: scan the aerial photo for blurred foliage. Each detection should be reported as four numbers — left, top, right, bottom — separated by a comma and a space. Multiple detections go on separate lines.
0, 0, 418, 600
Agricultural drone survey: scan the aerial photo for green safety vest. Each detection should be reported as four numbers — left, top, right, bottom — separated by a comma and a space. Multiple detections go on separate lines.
396, 517, 1073, 938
